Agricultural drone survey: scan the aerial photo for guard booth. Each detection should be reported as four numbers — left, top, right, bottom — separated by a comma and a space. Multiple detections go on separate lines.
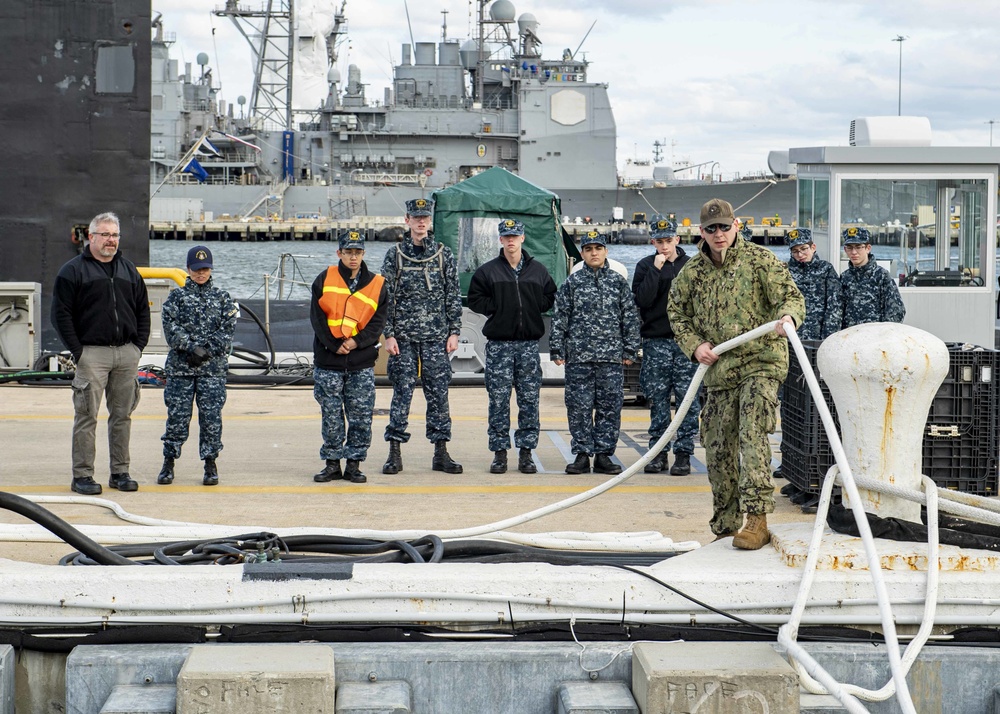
789, 117, 1000, 347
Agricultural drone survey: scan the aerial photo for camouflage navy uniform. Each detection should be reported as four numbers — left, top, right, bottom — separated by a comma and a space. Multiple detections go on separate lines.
551, 259, 641, 457
841, 260, 905, 328
161, 277, 238, 461
787, 257, 842, 340
468, 241, 557, 453
311, 256, 388, 464
784, 229, 842, 341
381, 230, 463, 444
669, 234, 804, 536
632, 236, 699, 457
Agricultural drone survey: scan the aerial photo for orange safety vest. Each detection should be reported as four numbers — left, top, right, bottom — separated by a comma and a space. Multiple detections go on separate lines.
318, 268, 385, 338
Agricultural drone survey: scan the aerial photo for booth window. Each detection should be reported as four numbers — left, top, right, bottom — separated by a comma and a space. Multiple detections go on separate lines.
839, 177, 987, 287
798, 177, 830, 250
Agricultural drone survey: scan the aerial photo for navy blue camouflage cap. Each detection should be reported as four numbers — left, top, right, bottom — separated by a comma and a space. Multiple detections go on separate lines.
580, 230, 607, 247
649, 214, 677, 239
786, 228, 813, 248
187, 245, 213, 270
405, 198, 434, 216
338, 229, 366, 250
841, 226, 871, 245
498, 218, 524, 237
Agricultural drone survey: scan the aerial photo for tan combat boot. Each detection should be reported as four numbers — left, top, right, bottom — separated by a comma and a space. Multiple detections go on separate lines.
732, 513, 770, 550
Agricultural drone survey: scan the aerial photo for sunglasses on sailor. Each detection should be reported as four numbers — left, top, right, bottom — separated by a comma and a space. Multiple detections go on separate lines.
702, 224, 732, 235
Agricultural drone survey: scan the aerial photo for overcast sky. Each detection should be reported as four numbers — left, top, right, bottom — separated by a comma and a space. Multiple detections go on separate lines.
153, 0, 1000, 179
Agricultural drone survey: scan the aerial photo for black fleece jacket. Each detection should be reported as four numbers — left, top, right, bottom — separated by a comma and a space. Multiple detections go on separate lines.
467, 249, 556, 341
630, 246, 689, 339
51, 249, 150, 360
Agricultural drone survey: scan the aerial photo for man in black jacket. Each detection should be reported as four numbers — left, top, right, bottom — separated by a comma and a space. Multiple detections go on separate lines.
310, 230, 389, 484
631, 214, 699, 475
468, 219, 557, 474
51, 212, 150, 495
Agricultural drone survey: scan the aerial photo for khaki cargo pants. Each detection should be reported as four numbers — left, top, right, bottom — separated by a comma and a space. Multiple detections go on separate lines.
70, 344, 142, 480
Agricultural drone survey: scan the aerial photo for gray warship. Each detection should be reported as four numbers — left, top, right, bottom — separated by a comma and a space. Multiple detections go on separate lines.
150, 0, 794, 226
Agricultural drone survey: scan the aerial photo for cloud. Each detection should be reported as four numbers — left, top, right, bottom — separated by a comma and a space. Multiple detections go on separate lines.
154, 0, 1000, 177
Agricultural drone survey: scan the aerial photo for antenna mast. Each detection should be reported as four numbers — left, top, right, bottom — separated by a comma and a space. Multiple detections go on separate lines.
216, 0, 295, 131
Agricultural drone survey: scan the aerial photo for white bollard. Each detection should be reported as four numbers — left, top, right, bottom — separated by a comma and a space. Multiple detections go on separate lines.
817, 323, 949, 522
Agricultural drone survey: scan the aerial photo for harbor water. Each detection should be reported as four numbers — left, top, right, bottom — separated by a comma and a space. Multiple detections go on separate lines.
149, 240, 999, 302
149, 241, 673, 300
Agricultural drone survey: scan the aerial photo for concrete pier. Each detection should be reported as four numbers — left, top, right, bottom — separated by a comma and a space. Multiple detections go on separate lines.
0, 383, 810, 561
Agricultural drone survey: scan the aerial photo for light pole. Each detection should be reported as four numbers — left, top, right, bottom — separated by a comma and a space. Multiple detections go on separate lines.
892, 35, 907, 115
988, 119, 998, 147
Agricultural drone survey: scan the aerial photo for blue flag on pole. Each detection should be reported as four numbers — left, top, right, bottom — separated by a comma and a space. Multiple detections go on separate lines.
183, 158, 209, 183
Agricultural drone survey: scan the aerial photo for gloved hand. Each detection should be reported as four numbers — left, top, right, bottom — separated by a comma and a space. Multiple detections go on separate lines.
187, 346, 210, 367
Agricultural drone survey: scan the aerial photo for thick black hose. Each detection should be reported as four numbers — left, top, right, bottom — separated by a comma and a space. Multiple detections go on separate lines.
0, 370, 73, 385
0, 492, 135, 566
236, 302, 276, 372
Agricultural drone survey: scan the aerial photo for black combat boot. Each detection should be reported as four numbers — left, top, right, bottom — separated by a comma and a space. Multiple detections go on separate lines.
593, 454, 622, 475
565, 453, 590, 474
314, 459, 343, 482
489, 450, 508, 474
344, 460, 367, 484
669, 452, 691, 476
644, 451, 668, 473
517, 447, 537, 474
71, 477, 102, 495
382, 441, 402, 474
108, 473, 139, 491
157, 456, 175, 485
203, 457, 219, 486
432, 441, 463, 473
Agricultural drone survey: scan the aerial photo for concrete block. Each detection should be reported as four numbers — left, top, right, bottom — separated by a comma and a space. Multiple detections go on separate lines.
0, 645, 12, 714
176, 644, 335, 713
632, 642, 798, 714
66, 644, 191, 714
335, 680, 411, 713
557, 681, 638, 713
99, 684, 176, 713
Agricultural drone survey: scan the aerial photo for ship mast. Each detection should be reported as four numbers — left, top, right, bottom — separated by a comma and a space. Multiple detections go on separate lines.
215, 0, 295, 131
475, 1, 485, 105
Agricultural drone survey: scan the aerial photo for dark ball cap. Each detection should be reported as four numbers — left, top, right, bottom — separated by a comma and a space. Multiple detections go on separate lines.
842, 226, 872, 245
787, 228, 813, 247
405, 198, 434, 217
187, 245, 213, 270
338, 230, 366, 250
649, 214, 677, 239
580, 230, 607, 247
498, 219, 525, 237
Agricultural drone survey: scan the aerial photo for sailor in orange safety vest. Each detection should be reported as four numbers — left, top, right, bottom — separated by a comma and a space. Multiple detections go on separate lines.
309, 230, 389, 484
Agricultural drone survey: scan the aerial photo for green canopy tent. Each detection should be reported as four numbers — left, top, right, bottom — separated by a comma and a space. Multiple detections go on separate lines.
431, 167, 578, 295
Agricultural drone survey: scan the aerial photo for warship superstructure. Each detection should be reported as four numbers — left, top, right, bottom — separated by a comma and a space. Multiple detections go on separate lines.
150, 0, 794, 224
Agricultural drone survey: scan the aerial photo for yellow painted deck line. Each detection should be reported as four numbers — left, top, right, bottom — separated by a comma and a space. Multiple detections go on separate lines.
2, 484, 711, 495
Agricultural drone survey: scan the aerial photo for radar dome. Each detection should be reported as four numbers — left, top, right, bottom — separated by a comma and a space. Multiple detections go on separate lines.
489, 0, 516, 23
237, 95, 246, 106
196, 52, 209, 66
327, 66, 341, 83
459, 39, 478, 69
517, 13, 538, 35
